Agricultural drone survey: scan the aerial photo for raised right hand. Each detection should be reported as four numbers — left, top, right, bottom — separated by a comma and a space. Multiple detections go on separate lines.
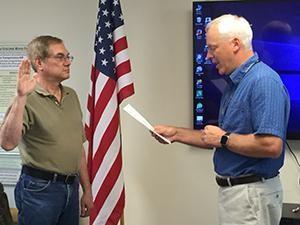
17, 59, 37, 97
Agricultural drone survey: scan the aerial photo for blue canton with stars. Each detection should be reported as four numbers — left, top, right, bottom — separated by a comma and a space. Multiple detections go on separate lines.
94, 0, 124, 79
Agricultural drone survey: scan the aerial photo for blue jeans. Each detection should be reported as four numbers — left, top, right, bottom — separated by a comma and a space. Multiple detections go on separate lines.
15, 173, 79, 225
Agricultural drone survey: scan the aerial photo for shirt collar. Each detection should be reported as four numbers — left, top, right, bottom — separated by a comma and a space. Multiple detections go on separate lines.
35, 83, 68, 97
228, 53, 260, 86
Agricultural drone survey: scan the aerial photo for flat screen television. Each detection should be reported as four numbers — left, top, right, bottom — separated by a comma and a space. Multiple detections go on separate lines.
193, 0, 300, 139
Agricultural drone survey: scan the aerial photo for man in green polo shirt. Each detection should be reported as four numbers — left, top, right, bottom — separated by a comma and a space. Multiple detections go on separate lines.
0, 35, 93, 225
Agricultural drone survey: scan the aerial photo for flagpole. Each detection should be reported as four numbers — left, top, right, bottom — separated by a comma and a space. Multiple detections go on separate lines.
120, 212, 124, 225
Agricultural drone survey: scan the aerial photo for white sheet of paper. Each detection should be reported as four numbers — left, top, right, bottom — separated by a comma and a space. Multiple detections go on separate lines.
123, 104, 171, 144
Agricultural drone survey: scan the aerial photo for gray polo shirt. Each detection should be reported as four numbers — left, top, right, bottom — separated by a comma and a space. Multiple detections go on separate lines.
19, 84, 85, 174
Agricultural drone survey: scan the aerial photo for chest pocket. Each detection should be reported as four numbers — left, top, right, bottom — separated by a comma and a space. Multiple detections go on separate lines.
222, 103, 252, 133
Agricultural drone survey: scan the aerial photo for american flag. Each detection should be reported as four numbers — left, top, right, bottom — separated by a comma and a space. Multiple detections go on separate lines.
85, 0, 134, 224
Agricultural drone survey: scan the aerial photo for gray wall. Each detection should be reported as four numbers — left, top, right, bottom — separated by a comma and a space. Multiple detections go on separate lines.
0, 1, 299, 225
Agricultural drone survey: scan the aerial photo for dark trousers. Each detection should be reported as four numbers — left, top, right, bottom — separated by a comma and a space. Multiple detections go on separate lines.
0, 182, 13, 225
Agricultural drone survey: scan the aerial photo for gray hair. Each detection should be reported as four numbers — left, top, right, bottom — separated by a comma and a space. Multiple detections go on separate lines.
206, 14, 253, 50
27, 35, 63, 72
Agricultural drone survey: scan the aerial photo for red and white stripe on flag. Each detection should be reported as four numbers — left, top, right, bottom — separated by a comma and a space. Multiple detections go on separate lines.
85, 0, 134, 224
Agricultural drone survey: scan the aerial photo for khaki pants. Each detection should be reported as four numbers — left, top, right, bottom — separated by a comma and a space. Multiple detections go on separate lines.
218, 176, 282, 225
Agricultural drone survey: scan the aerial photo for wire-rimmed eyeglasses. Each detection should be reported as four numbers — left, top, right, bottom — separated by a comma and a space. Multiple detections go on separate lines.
47, 54, 74, 62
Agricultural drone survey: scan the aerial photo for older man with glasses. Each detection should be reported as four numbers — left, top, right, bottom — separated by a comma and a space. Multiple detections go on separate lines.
0, 35, 93, 225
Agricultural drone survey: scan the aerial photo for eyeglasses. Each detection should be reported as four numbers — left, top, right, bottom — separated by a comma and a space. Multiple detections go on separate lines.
47, 54, 74, 62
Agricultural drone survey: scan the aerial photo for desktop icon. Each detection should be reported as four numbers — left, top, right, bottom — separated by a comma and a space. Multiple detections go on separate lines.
204, 17, 212, 25
196, 29, 203, 40
196, 54, 203, 64
196, 79, 203, 88
196, 115, 204, 125
196, 102, 204, 112
196, 90, 203, 99
196, 66, 203, 75
196, 16, 202, 25
195, 5, 202, 15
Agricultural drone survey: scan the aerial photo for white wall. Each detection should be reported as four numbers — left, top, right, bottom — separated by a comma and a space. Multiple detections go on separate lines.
0, 0, 300, 225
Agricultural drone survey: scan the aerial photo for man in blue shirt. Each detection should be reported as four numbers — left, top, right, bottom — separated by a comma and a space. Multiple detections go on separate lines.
153, 14, 290, 225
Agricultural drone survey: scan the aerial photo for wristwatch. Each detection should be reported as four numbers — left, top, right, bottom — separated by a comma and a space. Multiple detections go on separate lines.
220, 132, 231, 148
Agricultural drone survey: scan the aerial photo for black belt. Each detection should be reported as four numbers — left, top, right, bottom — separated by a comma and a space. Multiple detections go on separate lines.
22, 165, 78, 184
216, 174, 277, 187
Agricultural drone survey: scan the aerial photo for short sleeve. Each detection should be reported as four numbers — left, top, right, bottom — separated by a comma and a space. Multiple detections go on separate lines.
250, 77, 290, 139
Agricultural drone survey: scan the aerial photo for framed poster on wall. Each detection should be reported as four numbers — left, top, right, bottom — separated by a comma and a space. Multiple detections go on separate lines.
0, 43, 26, 185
